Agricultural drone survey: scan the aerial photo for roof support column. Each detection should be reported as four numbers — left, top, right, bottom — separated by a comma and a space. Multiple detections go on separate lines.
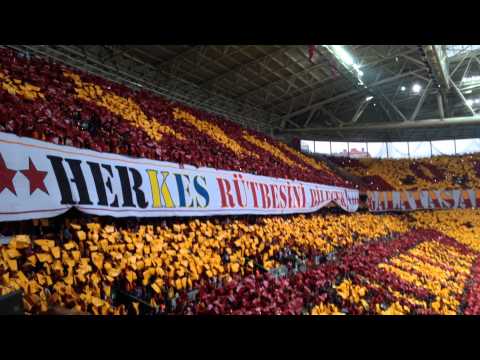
423, 45, 450, 91
437, 92, 445, 119
409, 80, 432, 121
450, 77, 475, 115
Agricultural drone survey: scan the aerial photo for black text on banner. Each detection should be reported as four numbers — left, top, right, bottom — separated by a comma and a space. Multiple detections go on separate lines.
0, 132, 359, 221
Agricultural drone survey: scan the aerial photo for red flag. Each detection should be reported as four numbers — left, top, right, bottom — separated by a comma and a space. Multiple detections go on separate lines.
308, 45, 315, 62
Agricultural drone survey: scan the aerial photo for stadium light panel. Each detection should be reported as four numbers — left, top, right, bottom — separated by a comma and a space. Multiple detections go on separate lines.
412, 84, 422, 93
331, 45, 355, 66
460, 76, 480, 93
323, 45, 364, 85
446, 45, 480, 58
462, 75, 480, 84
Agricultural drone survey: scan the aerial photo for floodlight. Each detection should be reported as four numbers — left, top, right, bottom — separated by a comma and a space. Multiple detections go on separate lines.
331, 45, 354, 66
412, 84, 422, 93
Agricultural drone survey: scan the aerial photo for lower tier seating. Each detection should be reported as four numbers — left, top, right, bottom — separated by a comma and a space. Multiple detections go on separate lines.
1, 209, 480, 315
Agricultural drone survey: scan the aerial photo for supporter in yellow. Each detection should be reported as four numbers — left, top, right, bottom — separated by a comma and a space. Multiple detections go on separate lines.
376, 302, 410, 315
335, 279, 369, 309
311, 302, 344, 315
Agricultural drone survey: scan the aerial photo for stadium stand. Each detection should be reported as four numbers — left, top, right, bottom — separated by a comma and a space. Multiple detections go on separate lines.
327, 154, 480, 191
0, 48, 348, 188
2, 45, 480, 315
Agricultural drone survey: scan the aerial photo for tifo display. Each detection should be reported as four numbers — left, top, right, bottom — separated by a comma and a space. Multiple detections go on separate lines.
1, 209, 480, 315
2, 47, 480, 315
329, 155, 480, 191
0, 48, 347, 188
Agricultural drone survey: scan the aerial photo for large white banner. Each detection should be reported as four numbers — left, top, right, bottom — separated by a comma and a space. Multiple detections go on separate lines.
0, 132, 359, 221
368, 189, 480, 212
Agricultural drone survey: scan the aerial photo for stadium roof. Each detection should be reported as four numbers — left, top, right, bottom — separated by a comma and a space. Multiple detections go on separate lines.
7, 45, 480, 142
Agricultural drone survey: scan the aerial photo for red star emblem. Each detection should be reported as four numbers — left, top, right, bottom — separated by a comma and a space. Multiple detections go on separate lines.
0, 153, 17, 195
20, 158, 49, 195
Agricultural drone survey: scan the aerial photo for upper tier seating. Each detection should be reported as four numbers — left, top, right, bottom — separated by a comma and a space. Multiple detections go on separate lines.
0, 48, 350, 188
327, 154, 480, 191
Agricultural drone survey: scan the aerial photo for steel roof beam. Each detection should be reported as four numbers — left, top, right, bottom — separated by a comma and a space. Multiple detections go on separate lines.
446, 47, 480, 64
265, 49, 421, 114
235, 45, 384, 102
304, 109, 319, 127
102, 45, 278, 120
319, 106, 343, 126
263, 77, 351, 114
329, 84, 472, 120
253, 52, 305, 91
282, 50, 320, 85
422, 45, 450, 90
292, 47, 325, 82
437, 93, 445, 119
409, 80, 433, 121
279, 69, 426, 121
150, 45, 203, 69
450, 77, 475, 115
200, 45, 288, 87
282, 115, 480, 133
230, 46, 305, 102
118, 46, 218, 83
401, 54, 427, 68
234, 59, 335, 101
348, 98, 371, 124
